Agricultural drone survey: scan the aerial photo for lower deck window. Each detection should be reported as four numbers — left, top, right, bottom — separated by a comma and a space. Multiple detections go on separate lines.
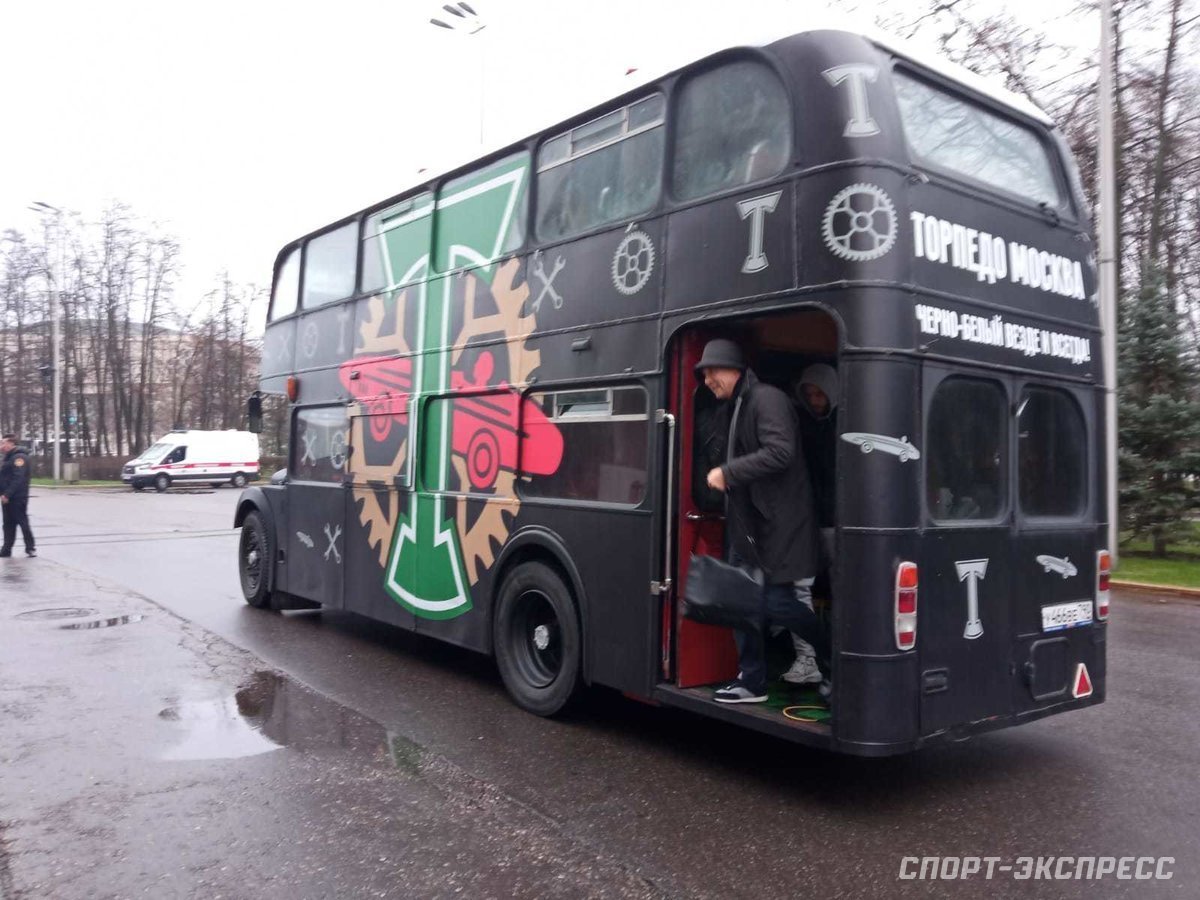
927, 377, 1006, 521
521, 386, 649, 505
1018, 387, 1086, 517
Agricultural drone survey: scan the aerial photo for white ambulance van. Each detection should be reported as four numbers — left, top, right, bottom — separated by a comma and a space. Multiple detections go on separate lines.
123, 430, 260, 492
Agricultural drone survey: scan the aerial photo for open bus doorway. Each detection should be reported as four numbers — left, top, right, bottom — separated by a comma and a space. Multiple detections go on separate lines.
665, 307, 840, 735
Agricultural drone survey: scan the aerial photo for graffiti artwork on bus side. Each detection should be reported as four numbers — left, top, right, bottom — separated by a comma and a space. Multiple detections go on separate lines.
338, 155, 564, 620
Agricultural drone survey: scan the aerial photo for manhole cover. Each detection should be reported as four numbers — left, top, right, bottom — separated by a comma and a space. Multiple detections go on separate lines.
16, 607, 97, 621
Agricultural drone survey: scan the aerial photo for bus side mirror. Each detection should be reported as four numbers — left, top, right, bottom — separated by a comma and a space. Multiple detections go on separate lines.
247, 393, 263, 434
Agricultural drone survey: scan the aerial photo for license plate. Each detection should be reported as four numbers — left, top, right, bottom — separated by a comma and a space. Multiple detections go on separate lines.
1041, 600, 1093, 632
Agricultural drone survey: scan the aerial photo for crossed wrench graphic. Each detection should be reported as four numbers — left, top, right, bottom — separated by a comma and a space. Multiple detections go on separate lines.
301, 430, 319, 466
531, 250, 565, 312
324, 523, 342, 563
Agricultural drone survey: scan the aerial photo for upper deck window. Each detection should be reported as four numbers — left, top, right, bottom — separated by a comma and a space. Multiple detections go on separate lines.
361, 192, 434, 293
302, 222, 358, 308
269, 247, 300, 321
436, 153, 529, 270
894, 71, 1063, 207
672, 60, 791, 201
536, 95, 664, 242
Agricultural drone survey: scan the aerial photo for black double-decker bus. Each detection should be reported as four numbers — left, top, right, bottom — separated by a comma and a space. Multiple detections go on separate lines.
236, 25, 1107, 755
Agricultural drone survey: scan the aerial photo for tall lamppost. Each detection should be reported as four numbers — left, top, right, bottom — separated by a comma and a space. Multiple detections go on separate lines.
1098, 0, 1119, 563
430, 3, 488, 145
30, 200, 62, 482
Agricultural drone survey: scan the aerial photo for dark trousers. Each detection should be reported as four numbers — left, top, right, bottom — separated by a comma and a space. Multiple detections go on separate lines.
732, 565, 829, 693
1, 499, 34, 553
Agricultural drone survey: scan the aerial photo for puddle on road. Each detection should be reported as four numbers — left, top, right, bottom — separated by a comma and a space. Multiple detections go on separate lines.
158, 670, 415, 765
61, 614, 145, 630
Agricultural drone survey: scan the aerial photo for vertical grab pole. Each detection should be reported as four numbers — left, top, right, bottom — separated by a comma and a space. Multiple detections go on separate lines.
656, 410, 677, 679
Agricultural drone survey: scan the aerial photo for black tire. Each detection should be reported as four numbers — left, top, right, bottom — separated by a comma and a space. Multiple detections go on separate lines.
131, 480, 145, 492
494, 561, 581, 716
154, 473, 170, 492
238, 511, 273, 609
210, 482, 223, 489
231, 472, 248, 488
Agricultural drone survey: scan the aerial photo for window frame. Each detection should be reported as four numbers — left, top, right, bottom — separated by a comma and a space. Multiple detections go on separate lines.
891, 64, 1076, 218
290, 404, 351, 485
516, 382, 653, 509
268, 245, 301, 322
667, 56, 795, 204
534, 95, 666, 243
301, 220, 360, 311
924, 373, 1011, 527
1015, 382, 1090, 524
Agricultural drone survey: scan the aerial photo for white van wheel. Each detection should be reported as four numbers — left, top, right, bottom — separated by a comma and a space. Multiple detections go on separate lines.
154, 473, 171, 493
231, 473, 248, 488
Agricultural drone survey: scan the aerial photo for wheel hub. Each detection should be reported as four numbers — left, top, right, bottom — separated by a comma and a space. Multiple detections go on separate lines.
532, 624, 551, 651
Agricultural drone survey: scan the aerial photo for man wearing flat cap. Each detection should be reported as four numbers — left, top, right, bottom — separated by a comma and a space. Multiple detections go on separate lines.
695, 339, 826, 703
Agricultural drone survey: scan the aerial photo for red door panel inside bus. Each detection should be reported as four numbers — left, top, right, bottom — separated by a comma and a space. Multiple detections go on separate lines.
670, 330, 739, 688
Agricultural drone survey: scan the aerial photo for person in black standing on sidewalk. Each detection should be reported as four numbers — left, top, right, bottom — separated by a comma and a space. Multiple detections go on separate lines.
0, 434, 36, 558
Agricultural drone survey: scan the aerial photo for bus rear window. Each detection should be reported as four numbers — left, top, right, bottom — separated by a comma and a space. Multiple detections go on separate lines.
1018, 387, 1086, 517
894, 71, 1063, 208
927, 377, 1006, 521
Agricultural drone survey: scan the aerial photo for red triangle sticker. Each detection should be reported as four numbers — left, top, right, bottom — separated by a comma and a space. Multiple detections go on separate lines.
1072, 663, 1093, 699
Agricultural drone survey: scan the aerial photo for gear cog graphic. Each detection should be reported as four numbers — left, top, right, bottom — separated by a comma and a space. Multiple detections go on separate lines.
301, 320, 320, 358
822, 183, 897, 262
349, 260, 538, 586
611, 229, 656, 295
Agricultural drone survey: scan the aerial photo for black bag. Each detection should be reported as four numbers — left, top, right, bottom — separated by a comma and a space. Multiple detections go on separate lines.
682, 392, 764, 630
683, 553, 763, 629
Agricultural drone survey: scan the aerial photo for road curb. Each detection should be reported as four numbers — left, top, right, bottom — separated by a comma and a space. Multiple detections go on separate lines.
1112, 579, 1200, 599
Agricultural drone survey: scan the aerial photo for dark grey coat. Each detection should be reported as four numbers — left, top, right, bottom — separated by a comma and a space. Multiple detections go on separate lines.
720, 370, 818, 583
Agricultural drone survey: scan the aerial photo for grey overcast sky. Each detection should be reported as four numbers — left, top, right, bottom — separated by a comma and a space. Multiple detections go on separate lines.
0, 0, 1088, 319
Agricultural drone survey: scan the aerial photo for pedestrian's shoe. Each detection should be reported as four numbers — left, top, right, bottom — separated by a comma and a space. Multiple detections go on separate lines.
713, 681, 768, 704
0, 551, 11, 558
25, 549, 36, 558
781, 655, 823, 685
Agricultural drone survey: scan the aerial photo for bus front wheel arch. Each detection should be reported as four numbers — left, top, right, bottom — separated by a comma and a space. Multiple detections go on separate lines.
494, 561, 581, 717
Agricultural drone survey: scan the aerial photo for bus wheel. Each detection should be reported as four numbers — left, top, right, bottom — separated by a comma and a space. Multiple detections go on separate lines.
238, 511, 273, 609
154, 473, 171, 492
494, 562, 581, 716
232, 473, 248, 488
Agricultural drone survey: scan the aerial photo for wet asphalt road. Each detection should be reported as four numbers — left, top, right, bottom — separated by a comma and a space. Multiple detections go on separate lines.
1, 487, 1198, 899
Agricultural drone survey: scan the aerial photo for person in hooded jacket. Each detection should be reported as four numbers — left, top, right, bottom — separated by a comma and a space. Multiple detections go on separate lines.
776, 363, 839, 685
695, 339, 829, 704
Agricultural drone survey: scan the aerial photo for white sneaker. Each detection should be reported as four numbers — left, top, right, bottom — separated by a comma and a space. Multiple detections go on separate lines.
781, 655, 823, 685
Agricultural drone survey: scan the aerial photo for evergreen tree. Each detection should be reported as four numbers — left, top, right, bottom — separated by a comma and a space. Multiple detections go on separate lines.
1118, 264, 1200, 556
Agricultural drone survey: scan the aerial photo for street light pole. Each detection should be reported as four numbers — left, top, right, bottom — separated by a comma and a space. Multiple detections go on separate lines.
430, 3, 488, 145
1098, 0, 1119, 563
31, 201, 62, 482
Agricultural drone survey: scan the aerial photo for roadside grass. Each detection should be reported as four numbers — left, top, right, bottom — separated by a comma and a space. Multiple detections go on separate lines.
1114, 555, 1200, 588
1118, 521, 1200, 587
31, 478, 122, 487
